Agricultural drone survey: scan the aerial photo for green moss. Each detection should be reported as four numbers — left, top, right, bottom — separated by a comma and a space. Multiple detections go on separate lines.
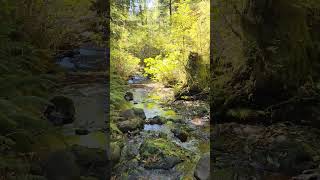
146, 102, 156, 109
198, 141, 210, 154
165, 121, 174, 128
140, 138, 189, 159
176, 157, 199, 177
110, 122, 123, 134
162, 110, 177, 118
148, 94, 162, 100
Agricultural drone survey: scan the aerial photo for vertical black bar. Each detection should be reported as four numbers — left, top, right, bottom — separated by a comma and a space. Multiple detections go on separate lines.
105, 0, 111, 179
97, 0, 111, 178
210, 0, 214, 178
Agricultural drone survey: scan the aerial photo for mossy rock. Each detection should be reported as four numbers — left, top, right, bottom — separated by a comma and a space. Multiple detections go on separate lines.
139, 138, 189, 170
116, 118, 144, 133
147, 115, 167, 125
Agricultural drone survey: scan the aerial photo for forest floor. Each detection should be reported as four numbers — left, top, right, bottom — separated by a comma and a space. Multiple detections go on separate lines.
111, 76, 210, 179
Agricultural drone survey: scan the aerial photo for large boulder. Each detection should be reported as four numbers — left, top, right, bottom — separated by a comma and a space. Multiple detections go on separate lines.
116, 118, 144, 133
139, 138, 186, 170
119, 108, 146, 120
44, 96, 75, 126
194, 153, 210, 180
132, 107, 146, 120
119, 109, 135, 120
147, 116, 167, 125
117, 108, 146, 133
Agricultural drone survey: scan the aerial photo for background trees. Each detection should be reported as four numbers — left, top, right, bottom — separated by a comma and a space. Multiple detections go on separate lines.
111, 0, 210, 92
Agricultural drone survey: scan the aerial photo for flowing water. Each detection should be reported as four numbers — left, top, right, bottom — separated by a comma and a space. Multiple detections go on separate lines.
114, 77, 210, 179
54, 46, 108, 150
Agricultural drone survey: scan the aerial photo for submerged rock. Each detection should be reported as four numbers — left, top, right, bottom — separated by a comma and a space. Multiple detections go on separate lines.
194, 153, 210, 180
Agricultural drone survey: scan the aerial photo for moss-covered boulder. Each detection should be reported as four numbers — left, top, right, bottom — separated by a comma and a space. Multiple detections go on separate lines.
139, 138, 189, 170
119, 108, 146, 120
147, 115, 167, 125
116, 118, 144, 133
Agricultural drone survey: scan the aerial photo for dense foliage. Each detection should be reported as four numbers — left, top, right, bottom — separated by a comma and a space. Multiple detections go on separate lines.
111, 0, 210, 90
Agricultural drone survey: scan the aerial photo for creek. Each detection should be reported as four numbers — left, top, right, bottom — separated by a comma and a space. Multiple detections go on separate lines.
113, 76, 210, 179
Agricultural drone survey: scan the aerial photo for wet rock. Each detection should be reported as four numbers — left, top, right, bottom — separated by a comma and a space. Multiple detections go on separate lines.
75, 128, 89, 135
119, 109, 135, 119
117, 118, 144, 133
44, 96, 75, 126
172, 129, 188, 142
44, 150, 80, 180
194, 153, 210, 180
139, 138, 186, 170
124, 92, 133, 101
119, 108, 146, 120
121, 140, 142, 161
148, 116, 166, 125
132, 107, 146, 120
